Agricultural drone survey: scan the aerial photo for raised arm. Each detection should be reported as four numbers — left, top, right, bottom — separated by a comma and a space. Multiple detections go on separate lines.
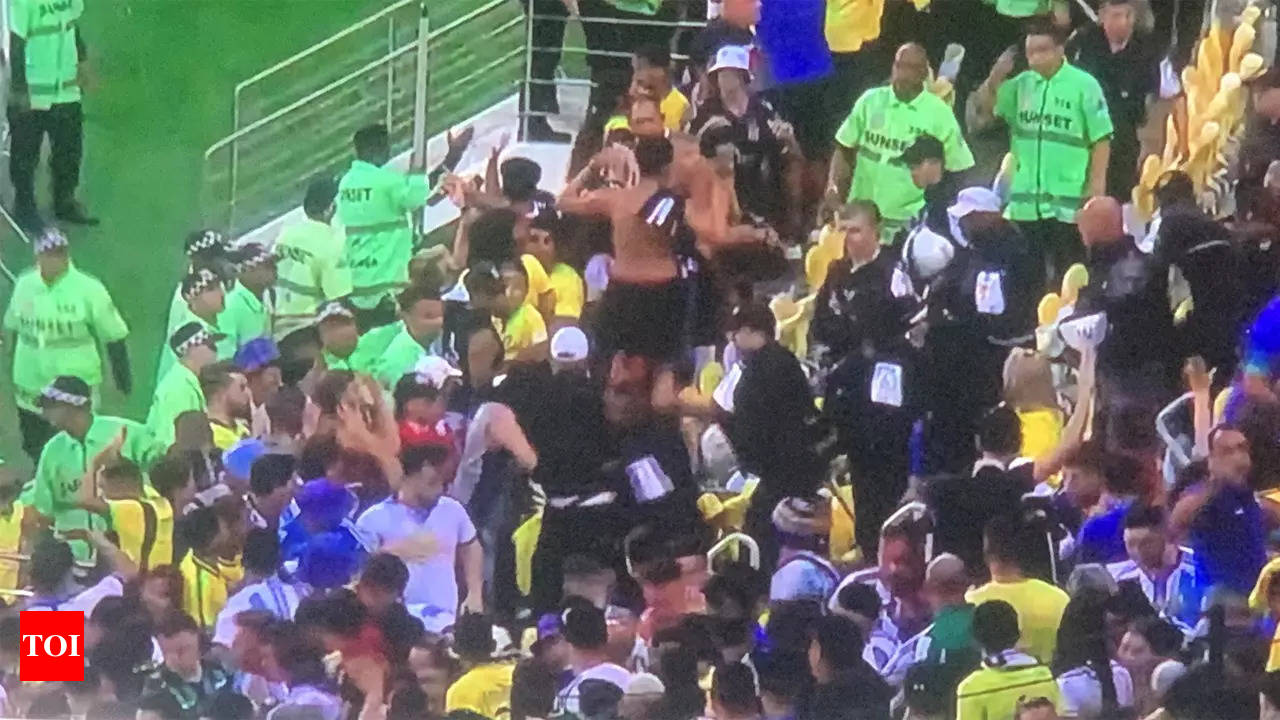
1033, 346, 1097, 483
967, 48, 1016, 134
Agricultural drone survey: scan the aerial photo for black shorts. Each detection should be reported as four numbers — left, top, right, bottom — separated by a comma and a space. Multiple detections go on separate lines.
595, 277, 686, 362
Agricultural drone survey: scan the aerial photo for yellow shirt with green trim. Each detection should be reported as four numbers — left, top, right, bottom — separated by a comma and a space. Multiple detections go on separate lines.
336, 160, 431, 310
445, 662, 515, 720
995, 62, 1113, 224
548, 263, 585, 319
32, 415, 151, 564
835, 85, 974, 225
966, 578, 1069, 663
273, 217, 352, 340
146, 363, 206, 453
106, 495, 174, 572
955, 651, 1060, 720
3, 264, 129, 412
501, 303, 548, 361
179, 551, 229, 630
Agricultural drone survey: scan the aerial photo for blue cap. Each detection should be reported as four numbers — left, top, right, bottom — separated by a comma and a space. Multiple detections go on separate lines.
222, 438, 266, 481
298, 531, 362, 589
295, 479, 354, 532
234, 337, 280, 373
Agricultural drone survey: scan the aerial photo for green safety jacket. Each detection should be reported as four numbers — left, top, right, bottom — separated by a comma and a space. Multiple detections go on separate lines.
996, 62, 1114, 224
11, 0, 83, 109
336, 160, 431, 310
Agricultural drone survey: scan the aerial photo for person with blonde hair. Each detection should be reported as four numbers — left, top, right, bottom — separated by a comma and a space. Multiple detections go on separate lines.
1003, 349, 1064, 464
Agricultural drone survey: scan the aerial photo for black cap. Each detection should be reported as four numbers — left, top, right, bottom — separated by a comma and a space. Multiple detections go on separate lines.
729, 301, 776, 337
170, 321, 224, 355
900, 134, 946, 167
37, 376, 92, 408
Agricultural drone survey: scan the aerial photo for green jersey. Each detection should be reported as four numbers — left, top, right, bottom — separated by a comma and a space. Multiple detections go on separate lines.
836, 85, 974, 227
273, 217, 352, 340
369, 326, 438, 392
146, 362, 205, 452
336, 160, 431, 310
996, 63, 1114, 223
219, 281, 271, 352
3, 264, 128, 411
32, 414, 150, 564
11, 0, 82, 110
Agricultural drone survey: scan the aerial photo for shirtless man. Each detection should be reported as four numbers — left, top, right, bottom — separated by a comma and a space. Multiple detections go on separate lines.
559, 136, 687, 363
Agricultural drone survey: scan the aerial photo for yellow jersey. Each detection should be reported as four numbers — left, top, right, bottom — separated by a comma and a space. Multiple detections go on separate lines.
548, 263, 585, 319
521, 254, 552, 312
0, 502, 24, 591
210, 419, 250, 451
955, 655, 1060, 720
661, 88, 691, 131
825, 0, 885, 53
445, 662, 515, 720
502, 303, 548, 360
106, 496, 174, 572
966, 579, 1069, 664
179, 551, 229, 630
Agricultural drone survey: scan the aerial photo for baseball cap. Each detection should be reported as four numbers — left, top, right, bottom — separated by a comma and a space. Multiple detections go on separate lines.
184, 229, 229, 257
412, 355, 463, 388
900, 134, 946, 167
169, 321, 225, 356
709, 45, 751, 74
37, 376, 92, 408
33, 227, 69, 254
625, 673, 665, 698
947, 187, 1002, 219
181, 268, 222, 301
234, 337, 280, 373
316, 301, 355, 324
550, 326, 589, 362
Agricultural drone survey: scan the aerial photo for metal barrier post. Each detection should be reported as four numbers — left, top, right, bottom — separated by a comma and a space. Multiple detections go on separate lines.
385, 14, 396, 131
521, 3, 534, 142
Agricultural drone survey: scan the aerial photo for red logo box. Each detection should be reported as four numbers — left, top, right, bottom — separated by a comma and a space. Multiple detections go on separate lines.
19, 611, 84, 681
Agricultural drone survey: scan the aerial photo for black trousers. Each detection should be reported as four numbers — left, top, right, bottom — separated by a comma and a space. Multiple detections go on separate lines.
1018, 219, 1084, 287
529, 502, 626, 615
9, 101, 83, 214
523, 0, 569, 116
842, 426, 912, 557
19, 407, 56, 463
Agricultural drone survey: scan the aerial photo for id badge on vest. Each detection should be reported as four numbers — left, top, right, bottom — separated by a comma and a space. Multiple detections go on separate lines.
870, 362, 904, 408
975, 270, 1006, 315
627, 456, 675, 503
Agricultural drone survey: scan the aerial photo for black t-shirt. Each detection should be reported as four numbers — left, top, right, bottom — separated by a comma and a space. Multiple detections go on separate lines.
1068, 26, 1159, 138
690, 96, 789, 229
927, 463, 1034, 575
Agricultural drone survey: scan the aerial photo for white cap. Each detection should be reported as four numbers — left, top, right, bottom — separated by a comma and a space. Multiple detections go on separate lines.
709, 45, 751, 74
904, 226, 956, 280
550, 326, 589, 362
947, 187, 1003, 220
413, 355, 463, 388
625, 672, 666, 697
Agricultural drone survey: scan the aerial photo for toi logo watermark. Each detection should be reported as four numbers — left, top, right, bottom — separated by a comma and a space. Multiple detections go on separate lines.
19, 611, 84, 681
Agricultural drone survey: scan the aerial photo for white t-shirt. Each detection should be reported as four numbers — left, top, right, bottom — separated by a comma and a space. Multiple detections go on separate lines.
24, 575, 124, 615
212, 575, 308, 646
356, 496, 477, 629
555, 663, 633, 715
1056, 662, 1135, 719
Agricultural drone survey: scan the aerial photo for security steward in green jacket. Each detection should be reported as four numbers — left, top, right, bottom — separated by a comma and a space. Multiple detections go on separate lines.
8, 0, 97, 230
